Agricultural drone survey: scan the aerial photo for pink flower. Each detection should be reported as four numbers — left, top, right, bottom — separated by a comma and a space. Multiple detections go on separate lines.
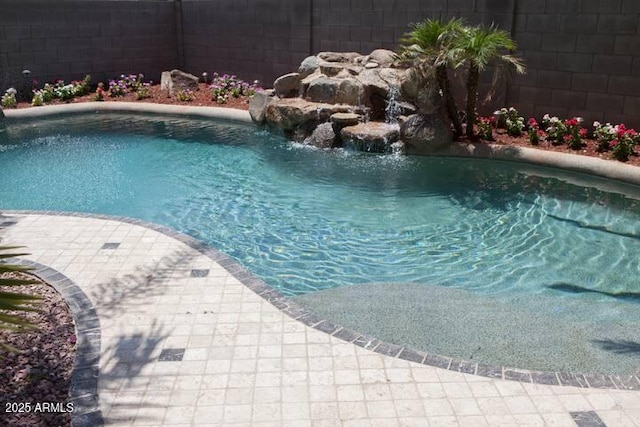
528, 118, 538, 128
536, 130, 545, 137
610, 139, 619, 147
579, 128, 588, 138
563, 134, 573, 143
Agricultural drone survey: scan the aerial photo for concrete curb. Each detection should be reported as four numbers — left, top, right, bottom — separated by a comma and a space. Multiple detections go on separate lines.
2, 102, 252, 124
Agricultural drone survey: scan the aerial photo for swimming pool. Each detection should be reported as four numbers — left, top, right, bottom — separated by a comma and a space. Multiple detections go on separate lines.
2, 113, 639, 373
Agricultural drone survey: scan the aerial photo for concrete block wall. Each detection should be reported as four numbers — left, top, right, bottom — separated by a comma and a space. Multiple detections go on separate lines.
1, 0, 639, 127
181, 0, 311, 88
509, 0, 640, 127
0, 0, 177, 93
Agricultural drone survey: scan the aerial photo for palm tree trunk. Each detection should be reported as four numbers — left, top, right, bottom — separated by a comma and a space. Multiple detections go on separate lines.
436, 65, 462, 137
465, 64, 480, 138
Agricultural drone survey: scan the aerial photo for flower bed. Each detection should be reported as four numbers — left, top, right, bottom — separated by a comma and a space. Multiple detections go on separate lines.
3, 75, 640, 167
478, 107, 640, 166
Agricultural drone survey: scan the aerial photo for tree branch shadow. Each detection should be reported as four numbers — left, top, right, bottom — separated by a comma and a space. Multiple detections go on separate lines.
88, 248, 198, 320
592, 339, 640, 355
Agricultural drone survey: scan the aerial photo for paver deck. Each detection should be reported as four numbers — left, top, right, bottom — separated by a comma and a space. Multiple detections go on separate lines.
1, 212, 639, 427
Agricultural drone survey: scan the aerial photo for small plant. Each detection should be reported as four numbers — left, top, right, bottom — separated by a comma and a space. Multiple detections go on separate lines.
108, 79, 126, 97
593, 121, 617, 152
30, 90, 44, 107
135, 82, 151, 100
476, 115, 494, 140
94, 83, 106, 101
176, 87, 194, 102
611, 124, 639, 161
541, 114, 567, 145
563, 117, 585, 150
506, 115, 525, 137
41, 83, 55, 103
209, 73, 261, 104
495, 107, 525, 137
527, 118, 543, 145
52, 80, 76, 101
1, 88, 18, 108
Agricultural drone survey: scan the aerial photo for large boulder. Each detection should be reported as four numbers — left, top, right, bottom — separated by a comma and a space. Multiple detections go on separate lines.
274, 73, 301, 98
400, 114, 452, 155
305, 76, 341, 104
366, 49, 397, 67
160, 69, 199, 96
248, 89, 275, 124
341, 122, 400, 153
298, 55, 322, 79
337, 78, 365, 106
318, 51, 362, 63
264, 98, 352, 134
305, 122, 337, 149
319, 63, 362, 77
355, 68, 406, 120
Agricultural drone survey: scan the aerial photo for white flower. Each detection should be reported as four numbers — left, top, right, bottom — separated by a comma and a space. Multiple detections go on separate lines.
593, 121, 601, 128
6, 87, 17, 95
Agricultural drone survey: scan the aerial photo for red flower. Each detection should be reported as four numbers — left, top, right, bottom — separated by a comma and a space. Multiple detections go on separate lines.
536, 130, 545, 137
617, 124, 627, 138
528, 118, 538, 128
563, 134, 573, 143
564, 118, 578, 127
626, 129, 637, 137
610, 139, 619, 147
489, 116, 496, 124
579, 128, 588, 138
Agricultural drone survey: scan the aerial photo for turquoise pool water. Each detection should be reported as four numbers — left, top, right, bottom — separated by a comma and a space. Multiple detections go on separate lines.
1, 114, 640, 299
2, 113, 640, 373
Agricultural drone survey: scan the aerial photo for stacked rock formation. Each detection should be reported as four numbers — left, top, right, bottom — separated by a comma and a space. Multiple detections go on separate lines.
249, 49, 452, 155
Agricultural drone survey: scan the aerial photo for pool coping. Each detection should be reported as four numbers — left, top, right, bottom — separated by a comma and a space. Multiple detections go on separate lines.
3, 102, 640, 187
3, 210, 640, 392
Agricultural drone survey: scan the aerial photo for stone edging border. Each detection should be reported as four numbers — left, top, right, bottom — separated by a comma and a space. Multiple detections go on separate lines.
8, 257, 103, 427
3, 210, 639, 392
4, 101, 640, 186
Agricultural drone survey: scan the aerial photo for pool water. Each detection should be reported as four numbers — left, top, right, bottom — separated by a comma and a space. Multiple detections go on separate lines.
2, 113, 640, 373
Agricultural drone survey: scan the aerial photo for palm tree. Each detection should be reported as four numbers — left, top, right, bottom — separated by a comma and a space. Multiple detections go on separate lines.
399, 18, 465, 137
0, 246, 41, 352
452, 24, 526, 138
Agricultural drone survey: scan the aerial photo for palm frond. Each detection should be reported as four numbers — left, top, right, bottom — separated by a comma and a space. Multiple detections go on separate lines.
0, 246, 42, 338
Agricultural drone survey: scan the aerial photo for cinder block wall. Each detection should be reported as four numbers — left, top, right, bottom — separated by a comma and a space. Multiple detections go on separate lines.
509, 0, 640, 127
0, 0, 177, 91
181, 0, 311, 87
1, 0, 639, 127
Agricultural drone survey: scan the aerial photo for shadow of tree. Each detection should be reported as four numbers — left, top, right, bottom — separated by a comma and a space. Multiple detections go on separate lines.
88, 248, 197, 320
99, 321, 171, 425
86, 247, 201, 424
592, 339, 640, 355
